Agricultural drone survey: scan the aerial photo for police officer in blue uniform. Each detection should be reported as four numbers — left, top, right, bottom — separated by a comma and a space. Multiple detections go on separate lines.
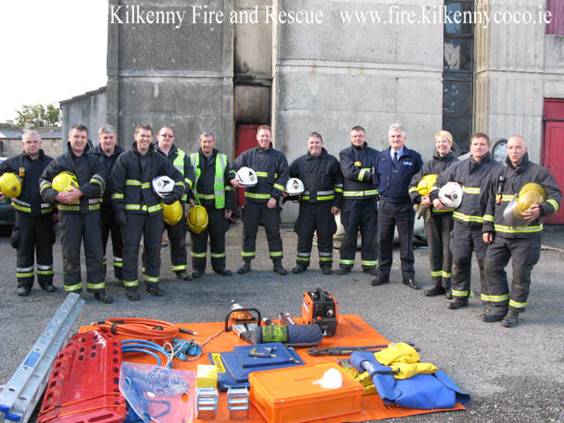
371, 124, 423, 288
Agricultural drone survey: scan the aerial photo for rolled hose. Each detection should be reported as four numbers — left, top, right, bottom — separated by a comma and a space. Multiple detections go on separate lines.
92, 317, 179, 342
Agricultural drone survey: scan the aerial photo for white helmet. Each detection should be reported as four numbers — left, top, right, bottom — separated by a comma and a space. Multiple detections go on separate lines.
236, 167, 258, 187
438, 182, 463, 208
285, 178, 305, 196
152, 175, 175, 198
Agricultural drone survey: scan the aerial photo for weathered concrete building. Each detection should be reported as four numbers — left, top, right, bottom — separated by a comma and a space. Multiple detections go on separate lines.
61, 0, 564, 221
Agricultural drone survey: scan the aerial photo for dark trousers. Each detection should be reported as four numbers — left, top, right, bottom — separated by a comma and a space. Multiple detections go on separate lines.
12, 212, 55, 289
101, 205, 123, 280
295, 202, 337, 268
164, 214, 188, 273
425, 212, 453, 288
191, 205, 229, 271
483, 236, 540, 313
241, 201, 283, 261
339, 198, 378, 269
378, 199, 415, 279
59, 212, 105, 293
123, 213, 164, 287
450, 222, 488, 299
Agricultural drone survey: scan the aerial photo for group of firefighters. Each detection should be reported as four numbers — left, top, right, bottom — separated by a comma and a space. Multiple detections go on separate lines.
0, 122, 560, 328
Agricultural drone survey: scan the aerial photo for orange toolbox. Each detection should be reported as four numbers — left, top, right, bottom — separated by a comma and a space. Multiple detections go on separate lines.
249, 363, 363, 423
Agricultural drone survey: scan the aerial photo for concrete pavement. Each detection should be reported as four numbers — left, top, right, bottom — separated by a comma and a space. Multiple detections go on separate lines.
0, 223, 563, 422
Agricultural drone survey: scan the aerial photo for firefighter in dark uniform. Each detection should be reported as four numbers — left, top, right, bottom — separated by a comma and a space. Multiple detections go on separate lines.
189, 131, 234, 278
337, 125, 379, 275
0, 130, 55, 296
408, 130, 458, 297
482, 135, 561, 327
91, 124, 124, 283
372, 124, 423, 288
111, 124, 185, 300
40, 124, 111, 303
289, 132, 343, 275
230, 125, 289, 275
431, 133, 503, 310
154, 126, 195, 281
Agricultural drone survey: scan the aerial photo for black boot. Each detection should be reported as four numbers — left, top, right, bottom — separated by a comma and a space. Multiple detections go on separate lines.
237, 260, 251, 274
336, 267, 351, 275
146, 285, 165, 297
94, 290, 114, 304
17, 286, 31, 297
214, 268, 232, 277
176, 270, 193, 281
448, 297, 468, 310
292, 263, 308, 274
273, 259, 287, 276
502, 310, 520, 328
480, 305, 507, 322
320, 266, 332, 275
41, 284, 57, 293
424, 279, 445, 297
192, 269, 205, 279
125, 287, 140, 301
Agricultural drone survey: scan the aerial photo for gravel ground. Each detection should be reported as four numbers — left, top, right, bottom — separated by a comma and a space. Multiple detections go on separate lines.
0, 223, 563, 422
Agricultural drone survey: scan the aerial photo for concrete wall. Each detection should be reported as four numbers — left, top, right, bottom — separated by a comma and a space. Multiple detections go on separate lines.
0, 138, 62, 158
60, 88, 107, 146
272, 0, 444, 164
107, 0, 235, 155
474, 0, 564, 162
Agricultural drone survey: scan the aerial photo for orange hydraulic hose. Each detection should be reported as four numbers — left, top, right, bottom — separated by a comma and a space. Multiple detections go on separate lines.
92, 317, 179, 342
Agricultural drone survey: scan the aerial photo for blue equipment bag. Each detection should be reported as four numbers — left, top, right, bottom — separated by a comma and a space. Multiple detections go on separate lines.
350, 351, 470, 410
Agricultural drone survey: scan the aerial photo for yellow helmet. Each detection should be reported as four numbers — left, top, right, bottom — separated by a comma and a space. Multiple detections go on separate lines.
0, 172, 22, 198
416, 174, 438, 196
162, 200, 183, 225
52, 172, 79, 192
516, 183, 546, 215
187, 205, 209, 234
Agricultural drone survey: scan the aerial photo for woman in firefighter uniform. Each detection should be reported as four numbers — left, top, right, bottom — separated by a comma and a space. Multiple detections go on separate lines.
409, 130, 458, 298
111, 124, 185, 300
482, 135, 562, 327
1, 130, 55, 296
188, 132, 234, 278
289, 132, 343, 275
431, 133, 503, 311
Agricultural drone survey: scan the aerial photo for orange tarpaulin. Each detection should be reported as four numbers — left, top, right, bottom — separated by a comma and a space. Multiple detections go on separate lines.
81, 314, 464, 422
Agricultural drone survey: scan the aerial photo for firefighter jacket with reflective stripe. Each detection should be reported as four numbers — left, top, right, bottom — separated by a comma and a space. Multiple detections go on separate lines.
289, 148, 343, 208
339, 143, 379, 200
232, 145, 289, 202
0, 150, 54, 215
110, 143, 185, 215
40, 143, 105, 214
154, 143, 195, 202
90, 144, 124, 206
430, 153, 502, 226
409, 151, 458, 213
483, 154, 562, 238
189, 148, 234, 210
375, 147, 423, 203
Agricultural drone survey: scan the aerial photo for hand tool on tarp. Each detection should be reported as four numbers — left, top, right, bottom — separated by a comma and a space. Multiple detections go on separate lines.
307, 342, 417, 356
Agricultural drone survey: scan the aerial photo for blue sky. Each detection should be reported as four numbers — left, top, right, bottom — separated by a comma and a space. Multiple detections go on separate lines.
0, 0, 107, 122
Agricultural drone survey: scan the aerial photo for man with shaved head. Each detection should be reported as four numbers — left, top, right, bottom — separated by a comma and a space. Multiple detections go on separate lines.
482, 135, 561, 327
0, 130, 55, 296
